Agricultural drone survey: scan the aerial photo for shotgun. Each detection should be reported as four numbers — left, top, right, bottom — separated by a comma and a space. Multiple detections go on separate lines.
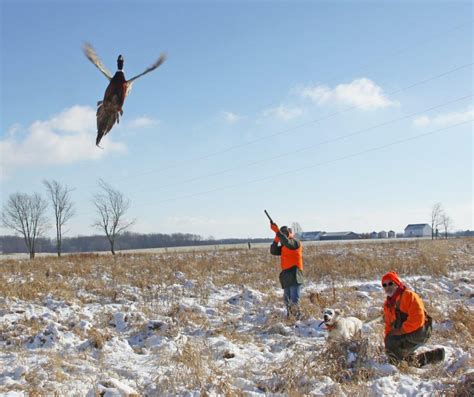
264, 209, 275, 224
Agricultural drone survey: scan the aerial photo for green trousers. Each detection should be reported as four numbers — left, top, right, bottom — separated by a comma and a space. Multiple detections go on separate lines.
385, 325, 431, 363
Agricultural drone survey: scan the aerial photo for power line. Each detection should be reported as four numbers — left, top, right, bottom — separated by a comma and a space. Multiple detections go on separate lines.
132, 119, 472, 210
125, 62, 474, 179
39, 19, 473, 194
129, 93, 472, 196
70, 93, 473, 219
235, 19, 473, 117
23, 115, 474, 225
72, 18, 473, 190
76, 61, 472, 191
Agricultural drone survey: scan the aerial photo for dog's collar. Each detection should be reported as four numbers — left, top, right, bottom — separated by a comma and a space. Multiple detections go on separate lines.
319, 320, 336, 331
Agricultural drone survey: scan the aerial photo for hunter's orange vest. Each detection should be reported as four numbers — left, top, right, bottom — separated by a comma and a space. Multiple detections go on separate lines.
281, 244, 303, 271
383, 289, 426, 336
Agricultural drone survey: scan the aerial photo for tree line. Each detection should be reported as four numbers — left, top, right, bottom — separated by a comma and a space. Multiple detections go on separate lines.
1, 179, 465, 259
0, 232, 270, 255
2, 179, 270, 258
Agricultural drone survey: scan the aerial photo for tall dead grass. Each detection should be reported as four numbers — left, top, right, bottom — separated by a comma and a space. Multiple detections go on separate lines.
0, 238, 472, 394
1, 239, 471, 302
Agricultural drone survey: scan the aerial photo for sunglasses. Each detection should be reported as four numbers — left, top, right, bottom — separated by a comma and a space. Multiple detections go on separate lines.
382, 281, 395, 288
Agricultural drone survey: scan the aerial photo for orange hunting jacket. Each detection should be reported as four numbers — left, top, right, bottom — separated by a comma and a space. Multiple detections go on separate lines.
270, 233, 303, 271
384, 289, 426, 336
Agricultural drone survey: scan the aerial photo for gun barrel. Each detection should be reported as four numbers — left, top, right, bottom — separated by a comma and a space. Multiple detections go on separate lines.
264, 209, 274, 224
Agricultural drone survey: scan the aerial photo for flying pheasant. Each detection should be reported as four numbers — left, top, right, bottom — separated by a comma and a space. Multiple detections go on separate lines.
83, 43, 166, 147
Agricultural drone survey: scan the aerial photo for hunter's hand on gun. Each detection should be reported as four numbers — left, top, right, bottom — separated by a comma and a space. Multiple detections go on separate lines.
270, 222, 280, 234
264, 210, 280, 234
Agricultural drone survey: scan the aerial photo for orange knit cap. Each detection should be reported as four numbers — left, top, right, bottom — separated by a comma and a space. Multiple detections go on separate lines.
381, 271, 403, 286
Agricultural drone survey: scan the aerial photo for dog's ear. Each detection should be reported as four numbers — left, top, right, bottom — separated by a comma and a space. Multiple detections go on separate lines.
334, 309, 342, 315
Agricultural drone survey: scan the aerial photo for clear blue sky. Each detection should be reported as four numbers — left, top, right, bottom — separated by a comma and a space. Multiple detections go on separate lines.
1, 0, 472, 239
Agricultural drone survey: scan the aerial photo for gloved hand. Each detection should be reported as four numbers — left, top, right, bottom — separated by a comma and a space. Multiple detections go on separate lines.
274, 236, 280, 244
270, 222, 279, 233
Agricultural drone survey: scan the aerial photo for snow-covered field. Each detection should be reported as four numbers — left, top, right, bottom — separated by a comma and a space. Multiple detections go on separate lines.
0, 238, 472, 396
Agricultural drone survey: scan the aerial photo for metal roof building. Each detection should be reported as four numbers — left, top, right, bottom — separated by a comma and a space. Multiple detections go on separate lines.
319, 231, 361, 241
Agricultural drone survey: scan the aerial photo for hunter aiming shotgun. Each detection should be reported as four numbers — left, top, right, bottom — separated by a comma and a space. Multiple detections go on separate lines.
267, 210, 304, 319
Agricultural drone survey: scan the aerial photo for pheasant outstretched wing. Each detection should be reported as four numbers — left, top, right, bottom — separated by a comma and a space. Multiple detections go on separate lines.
127, 53, 166, 83
83, 42, 113, 81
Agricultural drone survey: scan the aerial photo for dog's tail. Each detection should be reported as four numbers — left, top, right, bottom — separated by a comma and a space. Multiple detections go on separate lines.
363, 315, 383, 326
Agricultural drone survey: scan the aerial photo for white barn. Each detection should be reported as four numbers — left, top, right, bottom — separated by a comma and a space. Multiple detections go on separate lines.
404, 224, 432, 237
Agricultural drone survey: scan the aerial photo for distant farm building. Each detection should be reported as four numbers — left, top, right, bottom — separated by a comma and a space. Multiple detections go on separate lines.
378, 230, 388, 239
320, 231, 360, 241
388, 230, 396, 238
404, 224, 432, 237
370, 231, 378, 239
300, 231, 323, 241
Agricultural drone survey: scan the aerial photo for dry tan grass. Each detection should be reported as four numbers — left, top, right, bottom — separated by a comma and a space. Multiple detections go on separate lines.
0, 238, 472, 395
303, 238, 467, 283
211, 318, 255, 345
448, 304, 474, 350
151, 340, 222, 394
86, 328, 113, 349
1, 239, 471, 302
450, 371, 474, 397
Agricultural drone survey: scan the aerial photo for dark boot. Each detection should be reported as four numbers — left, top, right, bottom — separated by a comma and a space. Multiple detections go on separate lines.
415, 348, 445, 367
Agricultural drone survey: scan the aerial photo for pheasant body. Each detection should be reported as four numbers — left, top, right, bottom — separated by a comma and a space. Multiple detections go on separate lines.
83, 43, 166, 147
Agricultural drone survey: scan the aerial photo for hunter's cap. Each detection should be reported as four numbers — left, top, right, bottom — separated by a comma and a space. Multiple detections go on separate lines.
382, 271, 402, 286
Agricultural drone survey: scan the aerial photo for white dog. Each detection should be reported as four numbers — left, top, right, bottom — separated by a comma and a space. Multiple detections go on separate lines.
321, 308, 363, 342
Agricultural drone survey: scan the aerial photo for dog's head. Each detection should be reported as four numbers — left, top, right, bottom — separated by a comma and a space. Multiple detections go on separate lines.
322, 308, 342, 326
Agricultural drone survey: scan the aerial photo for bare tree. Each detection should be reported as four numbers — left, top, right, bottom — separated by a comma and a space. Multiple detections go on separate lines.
430, 202, 443, 240
1, 192, 49, 259
92, 179, 134, 255
43, 180, 75, 257
291, 221, 303, 237
440, 212, 452, 240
